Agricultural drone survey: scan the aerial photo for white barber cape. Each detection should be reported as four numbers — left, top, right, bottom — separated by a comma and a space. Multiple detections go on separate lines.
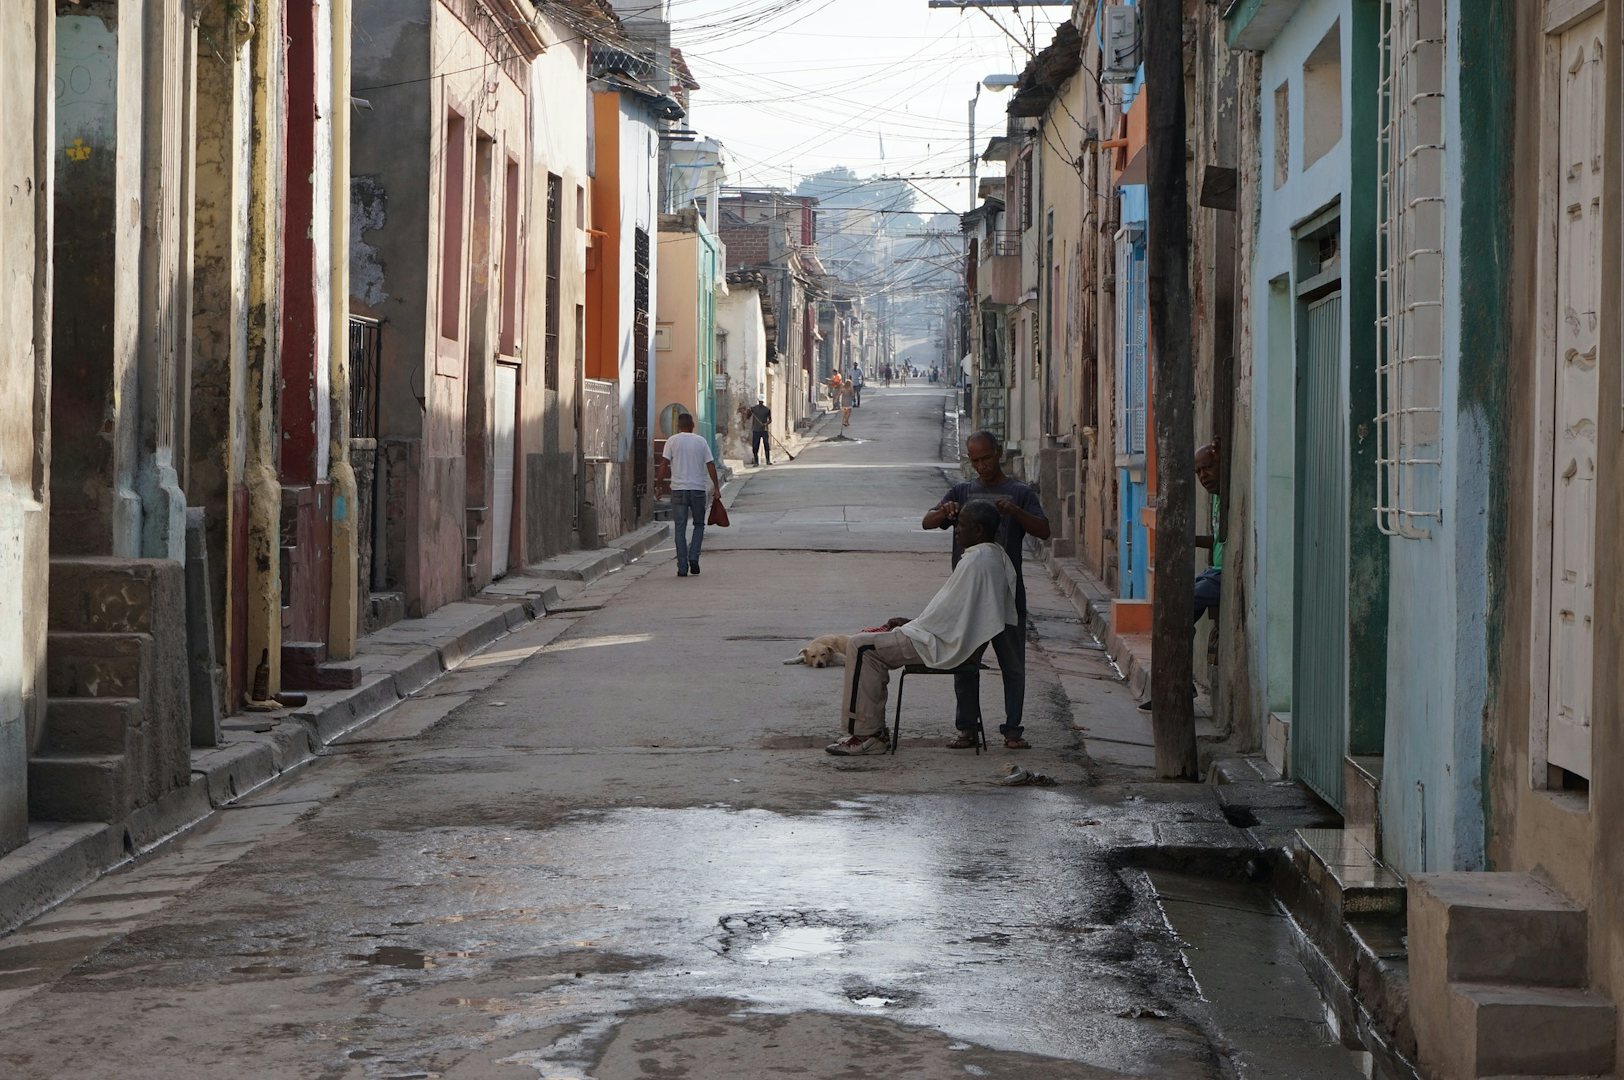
898, 542, 1019, 670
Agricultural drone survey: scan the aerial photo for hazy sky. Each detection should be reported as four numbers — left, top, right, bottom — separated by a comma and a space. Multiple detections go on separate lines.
657, 0, 1068, 213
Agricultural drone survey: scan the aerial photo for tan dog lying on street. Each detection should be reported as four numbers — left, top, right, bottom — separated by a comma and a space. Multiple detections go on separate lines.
787, 634, 850, 668
785, 619, 910, 667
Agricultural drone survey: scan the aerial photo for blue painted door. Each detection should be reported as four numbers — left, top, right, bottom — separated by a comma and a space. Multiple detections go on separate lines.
1120, 471, 1148, 598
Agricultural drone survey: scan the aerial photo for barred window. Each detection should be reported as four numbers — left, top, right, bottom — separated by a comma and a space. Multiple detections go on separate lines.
1374, 0, 1447, 537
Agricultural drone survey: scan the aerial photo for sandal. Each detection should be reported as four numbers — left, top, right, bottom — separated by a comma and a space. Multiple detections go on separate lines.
1004, 736, 1032, 750
945, 732, 979, 750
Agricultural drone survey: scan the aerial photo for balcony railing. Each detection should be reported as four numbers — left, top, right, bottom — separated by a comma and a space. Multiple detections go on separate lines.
984, 231, 1020, 258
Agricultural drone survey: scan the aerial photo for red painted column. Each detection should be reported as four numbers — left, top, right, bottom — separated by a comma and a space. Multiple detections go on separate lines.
280, 0, 319, 486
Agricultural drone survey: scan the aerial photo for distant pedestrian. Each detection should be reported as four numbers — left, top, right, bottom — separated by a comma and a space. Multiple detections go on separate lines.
850, 365, 864, 407
882, 364, 893, 387
921, 430, 1050, 748
661, 413, 720, 578
837, 377, 856, 427
748, 398, 772, 466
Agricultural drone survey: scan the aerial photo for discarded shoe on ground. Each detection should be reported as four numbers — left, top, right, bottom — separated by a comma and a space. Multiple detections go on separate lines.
998, 763, 1057, 787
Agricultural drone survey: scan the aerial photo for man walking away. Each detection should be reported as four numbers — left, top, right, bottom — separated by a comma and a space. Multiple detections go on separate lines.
829, 501, 1017, 755
749, 398, 772, 466
922, 431, 1050, 748
661, 413, 720, 577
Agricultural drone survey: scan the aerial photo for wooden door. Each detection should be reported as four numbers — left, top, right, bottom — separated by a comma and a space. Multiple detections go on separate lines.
1546, 13, 1606, 780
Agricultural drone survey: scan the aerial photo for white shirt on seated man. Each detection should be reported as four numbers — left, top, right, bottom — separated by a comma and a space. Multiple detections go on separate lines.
828, 501, 1018, 756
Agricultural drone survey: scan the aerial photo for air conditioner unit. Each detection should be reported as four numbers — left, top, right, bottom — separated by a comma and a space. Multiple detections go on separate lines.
1102, 5, 1141, 84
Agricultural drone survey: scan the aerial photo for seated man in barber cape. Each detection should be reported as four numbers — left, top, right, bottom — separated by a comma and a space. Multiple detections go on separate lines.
826, 501, 1018, 756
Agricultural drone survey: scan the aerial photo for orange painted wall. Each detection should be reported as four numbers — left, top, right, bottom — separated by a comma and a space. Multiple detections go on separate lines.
586, 91, 622, 382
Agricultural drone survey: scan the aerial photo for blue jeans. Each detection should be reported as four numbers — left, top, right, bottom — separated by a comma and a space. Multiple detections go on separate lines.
671, 489, 708, 571
1194, 567, 1222, 624
955, 612, 1027, 738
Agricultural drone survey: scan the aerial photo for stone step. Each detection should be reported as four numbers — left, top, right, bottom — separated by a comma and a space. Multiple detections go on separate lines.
282, 658, 363, 691
1412, 873, 1588, 987
43, 698, 139, 755
282, 640, 329, 666
27, 753, 129, 823
47, 557, 173, 633
46, 632, 150, 699
1454, 983, 1616, 1076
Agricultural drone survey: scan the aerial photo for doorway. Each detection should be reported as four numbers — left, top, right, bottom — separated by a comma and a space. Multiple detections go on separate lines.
1291, 211, 1348, 810
491, 364, 518, 578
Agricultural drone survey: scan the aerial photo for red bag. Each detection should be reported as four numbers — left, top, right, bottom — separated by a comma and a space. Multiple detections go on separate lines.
707, 496, 730, 527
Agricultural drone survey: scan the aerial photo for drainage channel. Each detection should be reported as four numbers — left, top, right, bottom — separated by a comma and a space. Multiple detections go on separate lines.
1147, 869, 1371, 1079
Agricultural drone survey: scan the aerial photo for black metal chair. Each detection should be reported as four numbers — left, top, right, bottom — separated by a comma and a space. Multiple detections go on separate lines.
849, 642, 994, 756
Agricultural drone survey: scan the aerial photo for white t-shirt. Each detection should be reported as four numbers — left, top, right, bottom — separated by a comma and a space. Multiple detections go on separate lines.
663, 431, 714, 492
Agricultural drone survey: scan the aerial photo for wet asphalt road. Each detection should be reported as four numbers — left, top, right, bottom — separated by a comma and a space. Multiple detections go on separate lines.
0, 389, 1340, 1078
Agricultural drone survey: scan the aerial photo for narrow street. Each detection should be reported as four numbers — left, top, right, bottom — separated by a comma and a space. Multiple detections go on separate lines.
0, 391, 1353, 1079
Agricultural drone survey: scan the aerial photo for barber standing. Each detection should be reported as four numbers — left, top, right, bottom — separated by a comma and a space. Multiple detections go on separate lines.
921, 430, 1049, 749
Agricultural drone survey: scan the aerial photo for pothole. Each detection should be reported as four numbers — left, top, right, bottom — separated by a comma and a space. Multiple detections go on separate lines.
716, 910, 852, 963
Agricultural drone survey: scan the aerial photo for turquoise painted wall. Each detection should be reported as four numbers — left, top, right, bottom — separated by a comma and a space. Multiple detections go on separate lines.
1377, 0, 1508, 875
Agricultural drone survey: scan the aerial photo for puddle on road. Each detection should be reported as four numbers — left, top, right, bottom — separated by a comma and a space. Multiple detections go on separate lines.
328, 801, 1209, 1077
739, 925, 844, 963
347, 946, 434, 970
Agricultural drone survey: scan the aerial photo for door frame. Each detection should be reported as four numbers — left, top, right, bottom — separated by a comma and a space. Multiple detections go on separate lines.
1290, 205, 1349, 809
1526, 0, 1609, 789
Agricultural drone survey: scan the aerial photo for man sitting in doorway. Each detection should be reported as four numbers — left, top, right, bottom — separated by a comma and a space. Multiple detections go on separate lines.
827, 501, 1018, 756
1140, 440, 1223, 711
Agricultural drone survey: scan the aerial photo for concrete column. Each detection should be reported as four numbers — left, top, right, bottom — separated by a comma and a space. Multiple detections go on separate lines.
326, 0, 359, 659
134, 0, 190, 562
243, 0, 287, 698
188, 0, 253, 701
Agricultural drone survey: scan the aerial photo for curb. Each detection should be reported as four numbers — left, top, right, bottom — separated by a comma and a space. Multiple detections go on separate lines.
1043, 550, 1150, 697
0, 522, 670, 936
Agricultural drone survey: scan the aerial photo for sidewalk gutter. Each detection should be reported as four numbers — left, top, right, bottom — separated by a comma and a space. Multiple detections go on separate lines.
0, 520, 670, 936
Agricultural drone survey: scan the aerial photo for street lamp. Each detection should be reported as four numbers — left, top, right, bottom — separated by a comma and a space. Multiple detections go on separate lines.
970, 73, 1020, 212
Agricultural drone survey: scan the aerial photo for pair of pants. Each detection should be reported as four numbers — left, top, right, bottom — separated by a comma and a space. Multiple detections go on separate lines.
671, 489, 707, 571
1194, 567, 1222, 624
852, 385, 861, 407
839, 631, 923, 739
954, 614, 1026, 738
751, 430, 770, 463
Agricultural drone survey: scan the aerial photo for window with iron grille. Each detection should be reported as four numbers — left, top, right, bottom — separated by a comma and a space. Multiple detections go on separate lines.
545, 173, 562, 391
1374, 0, 1447, 537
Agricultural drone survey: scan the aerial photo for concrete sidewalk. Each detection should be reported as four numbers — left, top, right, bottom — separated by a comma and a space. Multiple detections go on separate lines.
0, 522, 670, 935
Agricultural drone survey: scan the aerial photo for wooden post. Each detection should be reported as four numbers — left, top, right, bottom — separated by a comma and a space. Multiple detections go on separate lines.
1144, 0, 1200, 779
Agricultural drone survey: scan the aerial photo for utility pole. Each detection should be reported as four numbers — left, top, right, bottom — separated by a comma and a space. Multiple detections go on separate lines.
1144, 0, 1199, 779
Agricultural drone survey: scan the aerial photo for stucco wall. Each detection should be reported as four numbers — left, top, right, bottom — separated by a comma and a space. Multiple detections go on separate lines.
717, 288, 766, 461
655, 229, 701, 429
524, 16, 590, 563
0, 4, 53, 855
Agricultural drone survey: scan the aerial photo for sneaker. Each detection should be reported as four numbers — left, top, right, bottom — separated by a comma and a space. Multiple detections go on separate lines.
825, 735, 888, 756
690, 561, 701, 575
677, 567, 689, 577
